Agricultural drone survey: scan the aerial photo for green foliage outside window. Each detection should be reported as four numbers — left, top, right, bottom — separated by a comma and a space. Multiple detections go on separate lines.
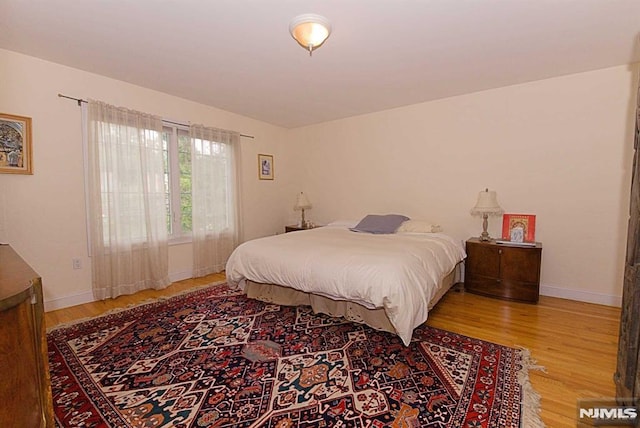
178, 134, 192, 232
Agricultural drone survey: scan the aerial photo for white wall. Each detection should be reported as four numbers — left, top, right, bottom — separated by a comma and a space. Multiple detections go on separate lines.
0, 49, 292, 310
287, 64, 639, 306
2, 48, 635, 310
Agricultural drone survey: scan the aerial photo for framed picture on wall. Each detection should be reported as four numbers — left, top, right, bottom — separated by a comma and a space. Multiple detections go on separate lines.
258, 154, 274, 180
0, 113, 33, 175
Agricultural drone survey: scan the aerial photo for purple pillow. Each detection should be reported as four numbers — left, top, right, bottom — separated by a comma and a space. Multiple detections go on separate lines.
350, 214, 410, 234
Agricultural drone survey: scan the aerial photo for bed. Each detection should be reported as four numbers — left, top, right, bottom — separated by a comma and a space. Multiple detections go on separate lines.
225, 218, 466, 345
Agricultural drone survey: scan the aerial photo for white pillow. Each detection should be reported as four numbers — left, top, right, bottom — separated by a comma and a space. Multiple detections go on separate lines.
396, 219, 442, 233
326, 219, 360, 228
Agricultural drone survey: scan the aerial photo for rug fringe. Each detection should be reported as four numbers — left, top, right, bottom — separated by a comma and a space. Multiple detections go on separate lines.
47, 280, 228, 333
516, 346, 547, 428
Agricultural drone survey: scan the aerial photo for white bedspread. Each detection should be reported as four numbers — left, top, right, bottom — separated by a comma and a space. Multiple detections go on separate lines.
225, 226, 466, 345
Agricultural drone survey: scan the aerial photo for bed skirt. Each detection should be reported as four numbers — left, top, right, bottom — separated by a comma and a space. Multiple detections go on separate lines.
244, 266, 458, 336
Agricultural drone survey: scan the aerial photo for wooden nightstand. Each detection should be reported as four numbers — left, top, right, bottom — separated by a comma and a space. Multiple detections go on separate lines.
464, 238, 542, 303
285, 225, 321, 233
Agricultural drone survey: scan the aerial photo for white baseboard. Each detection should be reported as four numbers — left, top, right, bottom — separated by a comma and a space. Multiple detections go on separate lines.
45, 276, 622, 312
44, 291, 95, 312
169, 270, 193, 283
45, 269, 195, 312
540, 284, 621, 307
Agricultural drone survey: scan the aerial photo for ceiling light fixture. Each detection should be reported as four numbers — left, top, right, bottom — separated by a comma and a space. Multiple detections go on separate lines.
289, 14, 331, 56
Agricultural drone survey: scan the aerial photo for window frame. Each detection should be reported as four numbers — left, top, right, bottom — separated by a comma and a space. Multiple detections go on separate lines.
163, 122, 192, 245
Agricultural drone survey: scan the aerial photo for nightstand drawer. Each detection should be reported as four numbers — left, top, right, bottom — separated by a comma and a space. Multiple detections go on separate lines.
500, 248, 541, 284
465, 276, 539, 302
465, 245, 500, 278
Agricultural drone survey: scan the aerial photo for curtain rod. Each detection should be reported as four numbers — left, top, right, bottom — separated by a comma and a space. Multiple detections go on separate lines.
57, 93, 255, 139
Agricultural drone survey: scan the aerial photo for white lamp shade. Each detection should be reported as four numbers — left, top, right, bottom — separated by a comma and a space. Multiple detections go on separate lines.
289, 14, 331, 52
470, 189, 503, 215
294, 192, 312, 210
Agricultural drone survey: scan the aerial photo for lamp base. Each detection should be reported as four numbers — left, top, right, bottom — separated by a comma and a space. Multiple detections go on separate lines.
300, 209, 306, 229
479, 214, 492, 241
479, 232, 491, 242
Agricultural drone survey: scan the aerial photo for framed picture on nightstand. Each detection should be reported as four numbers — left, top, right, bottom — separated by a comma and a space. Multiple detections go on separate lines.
501, 214, 536, 243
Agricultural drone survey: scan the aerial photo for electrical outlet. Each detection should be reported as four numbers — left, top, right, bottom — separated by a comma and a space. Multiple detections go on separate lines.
72, 258, 82, 270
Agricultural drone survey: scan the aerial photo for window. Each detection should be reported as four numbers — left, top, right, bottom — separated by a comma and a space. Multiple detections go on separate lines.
162, 122, 236, 242
163, 123, 192, 239
85, 99, 239, 289
91, 119, 166, 244
86, 100, 171, 298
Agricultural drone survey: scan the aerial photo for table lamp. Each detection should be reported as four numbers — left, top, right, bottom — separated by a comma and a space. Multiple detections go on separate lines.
470, 188, 503, 241
294, 192, 312, 228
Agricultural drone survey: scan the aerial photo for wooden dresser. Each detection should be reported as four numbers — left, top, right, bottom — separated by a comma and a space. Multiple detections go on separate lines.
464, 238, 542, 303
0, 245, 54, 427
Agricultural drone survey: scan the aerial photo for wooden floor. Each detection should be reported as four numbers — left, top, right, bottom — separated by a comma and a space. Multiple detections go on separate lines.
45, 274, 621, 428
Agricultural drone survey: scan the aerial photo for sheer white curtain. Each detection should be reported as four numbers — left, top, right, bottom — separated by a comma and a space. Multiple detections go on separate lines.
190, 124, 242, 277
86, 100, 170, 300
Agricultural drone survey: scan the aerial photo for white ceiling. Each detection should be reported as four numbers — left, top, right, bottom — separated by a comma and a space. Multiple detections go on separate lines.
1, 0, 639, 128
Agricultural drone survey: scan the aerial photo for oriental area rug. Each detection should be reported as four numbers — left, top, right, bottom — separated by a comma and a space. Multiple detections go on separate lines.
47, 283, 544, 427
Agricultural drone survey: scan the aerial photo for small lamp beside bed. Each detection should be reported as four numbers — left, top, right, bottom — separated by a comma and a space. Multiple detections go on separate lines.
294, 192, 312, 228
470, 188, 503, 241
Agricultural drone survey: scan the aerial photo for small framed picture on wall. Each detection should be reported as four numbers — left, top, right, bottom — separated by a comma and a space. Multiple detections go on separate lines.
258, 154, 274, 180
0, 112, 33, 175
